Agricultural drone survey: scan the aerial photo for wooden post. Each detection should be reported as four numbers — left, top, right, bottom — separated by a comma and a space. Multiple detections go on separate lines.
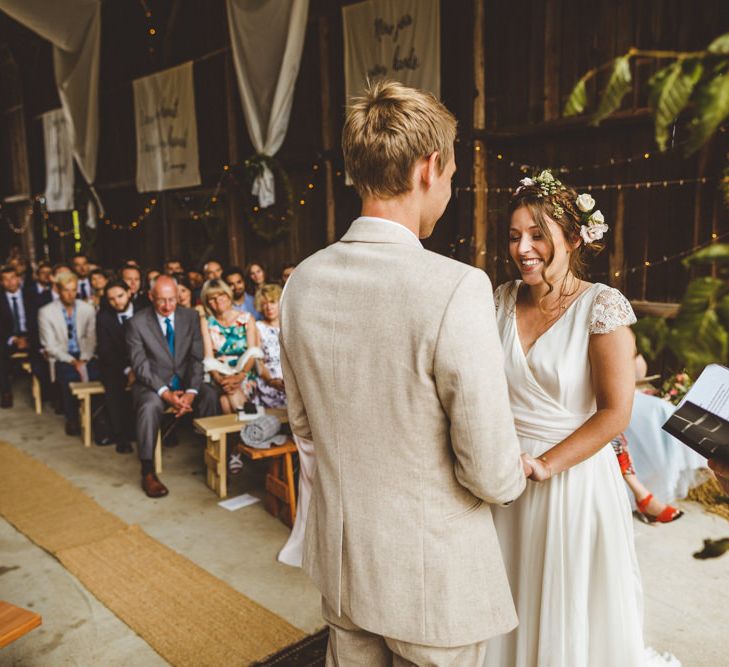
609, 189, 625, 291
224, 51, 245, 266
318, 15, 337, 246
543, 0, 562, 121
472, 0, 488, 272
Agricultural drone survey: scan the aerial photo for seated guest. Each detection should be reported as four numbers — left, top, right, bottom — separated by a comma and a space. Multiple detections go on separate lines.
10, 256, 32, 289
26, 261, 53, 306
97, 280, 137, 454
145, 268, 161, 288
72, 253, 93, 302
188, 270, 204, 305
174, 273, 205, 320
164, 258, 184, 275
200, 279, 259, 414
224, 266, 261, 320
0, 264, 39, 408
203, 260, 223, 282
126, 275, 218, 497
121, 264, 150, 310
38, 272, 99, 435
245, 262, 267, 295
254, 284, 286, 408
280, 262, 296, 286
89, 269, 110, 310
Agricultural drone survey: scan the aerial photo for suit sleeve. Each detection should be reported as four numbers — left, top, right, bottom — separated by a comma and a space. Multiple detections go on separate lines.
39, 306, 74, 363
96, 313, 114, 369
80, 305, 97, 361
184, 310, 204, 391
126, 315, 165, 392
433, 269, 526, 505
279, 329, 312, 440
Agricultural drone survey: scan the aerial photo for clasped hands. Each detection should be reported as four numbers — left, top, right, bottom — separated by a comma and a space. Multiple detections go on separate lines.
161, 389, 194, 417
520, 453, 552, 482
213, 371, 245, 396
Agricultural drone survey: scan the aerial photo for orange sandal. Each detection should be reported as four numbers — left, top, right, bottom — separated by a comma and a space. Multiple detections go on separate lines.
636, 494, 684, 524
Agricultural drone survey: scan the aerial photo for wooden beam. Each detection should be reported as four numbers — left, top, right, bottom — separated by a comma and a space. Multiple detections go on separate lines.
631, 300, 680, 319
318, 15, 337, 246
472, 0, 487, 271
224, 50, 244, 266
543, 0, 562, 121
609, 189, 625, 291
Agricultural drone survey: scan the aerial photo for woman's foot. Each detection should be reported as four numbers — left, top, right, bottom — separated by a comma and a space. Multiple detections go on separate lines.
636, 493, 684, 524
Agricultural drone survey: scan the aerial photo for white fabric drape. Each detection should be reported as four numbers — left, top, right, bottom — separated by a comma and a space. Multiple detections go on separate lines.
0, 0, 101, 188
132, 61, 201, 193
226, 0, 309, 207
342, 0, 440, 102
42, 109, 74, 212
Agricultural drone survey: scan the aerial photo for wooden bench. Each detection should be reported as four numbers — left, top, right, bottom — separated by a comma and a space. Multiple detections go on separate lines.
193, 407, 288, 499
0, 600, 42, 649
69, 381, 106, 447
10, 352, 42, 415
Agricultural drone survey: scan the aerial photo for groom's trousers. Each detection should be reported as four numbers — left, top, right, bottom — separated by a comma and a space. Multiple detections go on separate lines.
323, 599, 488, 667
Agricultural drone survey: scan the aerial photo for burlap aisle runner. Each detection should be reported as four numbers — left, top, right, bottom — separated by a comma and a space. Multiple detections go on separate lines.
0, 441, 304, 666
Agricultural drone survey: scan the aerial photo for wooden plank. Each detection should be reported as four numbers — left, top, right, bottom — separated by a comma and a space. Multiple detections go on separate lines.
543, 0, 562, 121
631, 300, 680, 319
609, 188, 625, 291
318, 15, 337, 246
224, 50, 244, 266
0, 601, 42, 649
472, 0, 487, 271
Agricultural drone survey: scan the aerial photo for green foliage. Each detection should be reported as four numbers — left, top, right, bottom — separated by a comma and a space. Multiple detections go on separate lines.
682, 243, 729, 268
648, 59, 703, 151
632, 316, 669, 361
563, 78, 587, 117
591, 56, 632, 125
685, 64, 729, 155
708, 31, 729, 55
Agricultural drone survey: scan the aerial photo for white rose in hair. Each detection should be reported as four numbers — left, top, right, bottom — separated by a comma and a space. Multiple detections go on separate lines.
520, 177, 536, 187
580, 222, 609, 243
590, 210, 605, 224
576, 193, 595, 212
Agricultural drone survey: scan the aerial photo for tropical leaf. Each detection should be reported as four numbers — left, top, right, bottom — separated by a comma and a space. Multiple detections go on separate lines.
682, 243, 729, 268
685, 67, 729, 154
632, 316, 669, 361
563, 78, 588, 117
717, 293, 729, 331
648, 59, 703, 151
708, 32, 729, 55
592, 56, 632, 125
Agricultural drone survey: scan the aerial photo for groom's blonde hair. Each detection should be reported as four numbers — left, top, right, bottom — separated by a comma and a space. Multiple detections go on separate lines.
342, 80, 457, 199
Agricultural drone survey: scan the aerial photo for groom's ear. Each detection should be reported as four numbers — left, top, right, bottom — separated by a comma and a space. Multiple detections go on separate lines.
419, 152, 440, 189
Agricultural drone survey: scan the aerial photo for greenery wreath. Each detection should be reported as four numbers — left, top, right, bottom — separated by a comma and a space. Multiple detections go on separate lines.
242, 154, 293, 243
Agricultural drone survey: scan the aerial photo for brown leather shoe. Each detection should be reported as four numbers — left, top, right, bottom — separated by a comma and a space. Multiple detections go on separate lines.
1, 392, 12, 408
142, 472, 169, 498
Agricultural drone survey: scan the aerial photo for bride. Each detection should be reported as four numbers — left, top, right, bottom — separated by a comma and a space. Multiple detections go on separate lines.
483, 171, 679, 667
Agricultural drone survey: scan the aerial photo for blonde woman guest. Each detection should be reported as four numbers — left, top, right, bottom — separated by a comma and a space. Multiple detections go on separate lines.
254, 284, 286, 408
200, 279, 260, 415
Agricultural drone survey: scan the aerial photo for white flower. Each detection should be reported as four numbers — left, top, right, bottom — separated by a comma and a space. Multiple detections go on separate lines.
589, 209, 605, 224
537, 170, 553, 182
580, 222, 609, 243
576, 193, 595, 213
520, 177, 535, 187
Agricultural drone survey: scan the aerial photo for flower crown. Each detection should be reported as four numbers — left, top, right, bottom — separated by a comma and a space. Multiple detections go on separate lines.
514, 169, 608, 244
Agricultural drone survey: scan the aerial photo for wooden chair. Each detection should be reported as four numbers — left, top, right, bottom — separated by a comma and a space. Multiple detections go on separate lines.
238, 439, 298, 527
69, 381, 105, 447
154, 406, 178, 474
0, 601, 42, 649
10, 352, 42, 415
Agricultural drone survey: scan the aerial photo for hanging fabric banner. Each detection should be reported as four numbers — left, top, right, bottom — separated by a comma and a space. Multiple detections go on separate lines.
226, 0, 309, 208
132, 61, 201, 193
342, 0, 440, 102
42, 108, 74, 212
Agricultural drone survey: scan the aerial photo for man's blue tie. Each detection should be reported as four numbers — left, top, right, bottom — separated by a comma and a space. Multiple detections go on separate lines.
11, 296, 21, 336
79, 281, 88, 299
165, 317, 181, 390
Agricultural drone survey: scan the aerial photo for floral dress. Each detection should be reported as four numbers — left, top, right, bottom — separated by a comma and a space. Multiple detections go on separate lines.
207, 313, 257, 400
255, 321, 286, 408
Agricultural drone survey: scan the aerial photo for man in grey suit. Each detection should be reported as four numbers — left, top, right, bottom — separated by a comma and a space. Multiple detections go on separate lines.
126, 275, 217, 497
280, 81, 529, 665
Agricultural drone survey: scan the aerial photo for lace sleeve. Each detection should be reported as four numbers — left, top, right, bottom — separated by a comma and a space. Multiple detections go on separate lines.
589, 286, 637, 334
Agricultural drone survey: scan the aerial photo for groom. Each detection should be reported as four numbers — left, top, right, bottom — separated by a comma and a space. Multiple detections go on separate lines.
280, 81, 527, 664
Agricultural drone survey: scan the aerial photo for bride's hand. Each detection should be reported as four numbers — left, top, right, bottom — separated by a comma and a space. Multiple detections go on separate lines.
527, 455, 552, 482
520, 453, 534, 478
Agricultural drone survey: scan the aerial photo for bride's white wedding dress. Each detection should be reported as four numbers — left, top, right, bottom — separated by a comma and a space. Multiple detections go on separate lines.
484, 281, 680, 667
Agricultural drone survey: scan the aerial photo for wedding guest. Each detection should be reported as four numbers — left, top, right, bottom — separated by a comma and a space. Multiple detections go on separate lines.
254, 284, 285, 408
96, 280, 137, 453
188, 269, 204, 304
121, 264, 150, 310
200, 279, 259, 415
145, 268, 161, 287
126, 275, 218, 497
26, 261, 53, 306
72, 253, 92, 301
174, 273, 205, 319
89, 269, 110, 310
223, 266, 261, 319
245, 262, 266, 295
0, 264, 37, 408
38, 272, 98, 436
280, 263, 296, 286
203, 259, 223, 281
164, 258, 184, 275
9, 255, 31, 288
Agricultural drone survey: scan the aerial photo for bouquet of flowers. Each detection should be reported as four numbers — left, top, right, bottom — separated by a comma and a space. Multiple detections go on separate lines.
660, 372, 693, 405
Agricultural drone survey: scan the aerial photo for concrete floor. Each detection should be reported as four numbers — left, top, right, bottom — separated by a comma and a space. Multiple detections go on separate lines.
1, 378, 729, 665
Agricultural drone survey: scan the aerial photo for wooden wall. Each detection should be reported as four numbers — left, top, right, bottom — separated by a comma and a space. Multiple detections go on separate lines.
1, 0, 728, 302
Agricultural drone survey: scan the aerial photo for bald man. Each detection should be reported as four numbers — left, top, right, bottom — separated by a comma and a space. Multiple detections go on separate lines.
126, 275, 218, 497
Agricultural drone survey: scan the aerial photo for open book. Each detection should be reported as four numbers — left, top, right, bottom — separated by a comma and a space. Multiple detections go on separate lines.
662, 364, 729, 465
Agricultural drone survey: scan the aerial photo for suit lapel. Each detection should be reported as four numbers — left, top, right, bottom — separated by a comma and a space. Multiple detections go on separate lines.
148, 308, 173, 361
173, 309, 186, 365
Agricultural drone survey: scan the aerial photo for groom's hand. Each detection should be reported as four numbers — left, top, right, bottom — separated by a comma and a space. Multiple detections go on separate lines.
520, 453, 534, 478
526, 455, 552, 482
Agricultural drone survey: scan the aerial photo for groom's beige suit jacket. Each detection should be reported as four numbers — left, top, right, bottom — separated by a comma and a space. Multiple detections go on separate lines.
280, 217, 526, 647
